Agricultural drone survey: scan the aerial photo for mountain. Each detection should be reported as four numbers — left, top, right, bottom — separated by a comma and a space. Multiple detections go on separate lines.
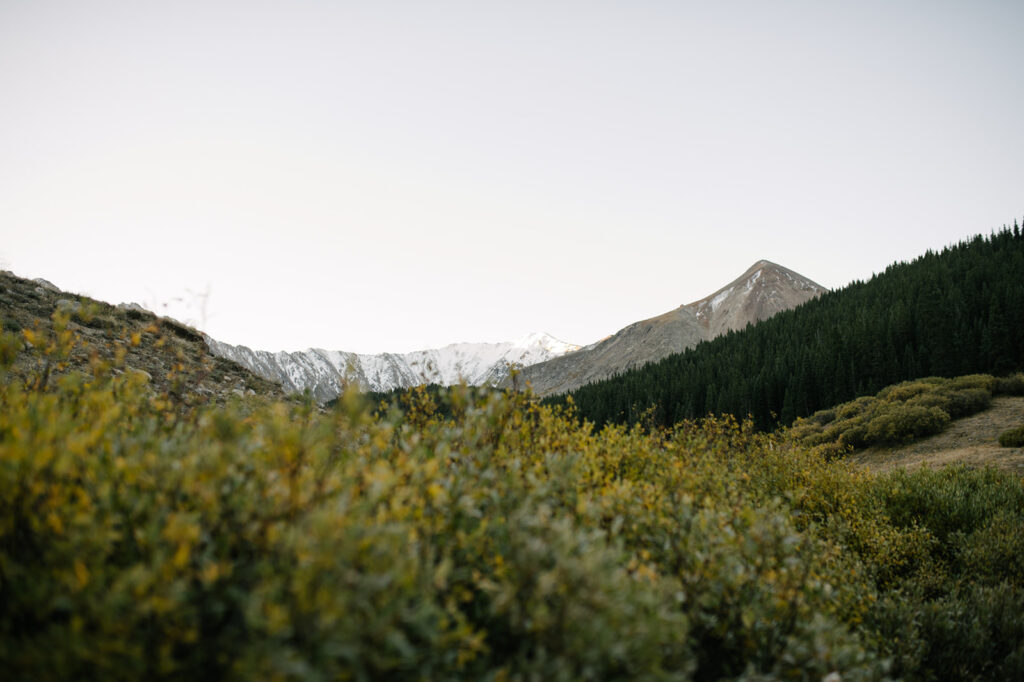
205, 332, 580, 403
510, 260, 826, 396
559, 226, 1024, 430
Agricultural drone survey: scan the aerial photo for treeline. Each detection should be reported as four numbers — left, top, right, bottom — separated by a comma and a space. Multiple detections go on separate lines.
554, 224, 1024, 429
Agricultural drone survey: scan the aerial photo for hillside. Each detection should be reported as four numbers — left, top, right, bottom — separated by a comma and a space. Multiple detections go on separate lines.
510, 260, 824, 396
558, 226, 1024, 429
849, 395, 1024, 474
0, 270, 283, 404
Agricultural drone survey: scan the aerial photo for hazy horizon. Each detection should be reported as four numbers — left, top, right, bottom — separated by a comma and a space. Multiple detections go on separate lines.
3, 1, 1022, 353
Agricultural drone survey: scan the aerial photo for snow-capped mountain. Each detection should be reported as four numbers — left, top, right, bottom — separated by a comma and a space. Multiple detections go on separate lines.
204, 332, 580, 403
507, 261, 826, 396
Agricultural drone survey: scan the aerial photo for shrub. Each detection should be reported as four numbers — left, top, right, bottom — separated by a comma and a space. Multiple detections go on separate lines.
873, 465, 1024, 550
994, 373, 1024, 396
864, 405, 950, 444
4, 319, 1023, 681
810, 408, 837, 425
999, 425, 1024, 447
906, 391, 952, 412
944, 388, 991, 419
838, 421, 871, 449
837, 396, 877, 420
913, 584, 1024, 682
789, 374, 1004, 452
948, 374, 997, 392
880, 380, 936, 403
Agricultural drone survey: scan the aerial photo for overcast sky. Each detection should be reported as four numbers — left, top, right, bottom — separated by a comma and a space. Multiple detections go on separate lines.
2, 1, 1022, 353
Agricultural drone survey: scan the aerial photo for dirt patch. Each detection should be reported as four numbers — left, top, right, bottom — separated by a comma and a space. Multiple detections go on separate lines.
848, 396, 1024, 475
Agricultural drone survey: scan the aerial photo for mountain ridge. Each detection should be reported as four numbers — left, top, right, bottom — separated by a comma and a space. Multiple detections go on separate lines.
507, 260, 826, 396
205, 260, 824, 402
205, 331, 580, 403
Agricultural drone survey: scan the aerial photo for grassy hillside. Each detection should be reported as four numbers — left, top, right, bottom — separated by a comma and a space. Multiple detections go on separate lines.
3, 319, 1024, 680
555, 225, 1024, 430
789, 373, 1024, 454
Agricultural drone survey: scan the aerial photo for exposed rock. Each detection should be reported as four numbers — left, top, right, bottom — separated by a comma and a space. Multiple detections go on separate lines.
32, 278, 60, 292
56, 298, 81, 313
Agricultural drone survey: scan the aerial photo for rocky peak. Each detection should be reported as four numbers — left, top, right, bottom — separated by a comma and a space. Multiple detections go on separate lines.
507, 261, 826, 396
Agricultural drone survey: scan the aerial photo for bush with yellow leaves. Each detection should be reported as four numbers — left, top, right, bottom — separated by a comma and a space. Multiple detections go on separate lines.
2, 317, 1023, 681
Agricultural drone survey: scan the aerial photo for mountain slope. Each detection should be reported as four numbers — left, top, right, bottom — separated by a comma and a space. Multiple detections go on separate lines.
511, 260, 825, 396
205, 332, 579, 403
558, 226, 1024, 430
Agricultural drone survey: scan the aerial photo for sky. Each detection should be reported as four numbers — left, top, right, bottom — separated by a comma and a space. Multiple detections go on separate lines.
2, 1, 1022, 354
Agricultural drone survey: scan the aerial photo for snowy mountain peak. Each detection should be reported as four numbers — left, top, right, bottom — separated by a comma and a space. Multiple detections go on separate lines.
205, 332, 581, 403
512, 331, 577, 352
204, 262, 823, 403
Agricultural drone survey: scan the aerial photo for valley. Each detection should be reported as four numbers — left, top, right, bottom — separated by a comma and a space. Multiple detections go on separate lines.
3, 227, 1024, 681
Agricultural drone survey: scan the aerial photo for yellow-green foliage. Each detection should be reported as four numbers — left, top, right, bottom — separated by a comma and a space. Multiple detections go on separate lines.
2, 319, 1024, 681
789, 375, 1006, 450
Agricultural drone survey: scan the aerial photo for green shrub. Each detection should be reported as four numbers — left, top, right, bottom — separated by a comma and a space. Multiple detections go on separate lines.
873, 465, 1024, 550
3, 320, 1023, 681
913, 584, 1024, 682
954, 511, 1024, 585
999, 425, 1024, 447
948, 374, 997, 392
994, 373, 1024, 396
880, 380, 936, 403
904, 392, 951, 417
810, 408, 836, 425
864, 405, 949, 444
945, 387, 991, 419
789, 374, 1004, 452
836, 396, 876, 420
838, 421, 871, 449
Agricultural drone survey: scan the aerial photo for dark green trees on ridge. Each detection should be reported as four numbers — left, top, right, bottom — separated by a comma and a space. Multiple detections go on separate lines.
555, 224, 1024, 430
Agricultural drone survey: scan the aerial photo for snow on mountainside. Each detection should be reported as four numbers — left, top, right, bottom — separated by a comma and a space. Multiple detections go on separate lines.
204, 332, 580, 403
204, 260, 820, 403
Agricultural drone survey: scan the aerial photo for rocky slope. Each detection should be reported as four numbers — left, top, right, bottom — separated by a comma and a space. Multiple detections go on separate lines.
508, 261, 826, 396
0, 271, 283, 405
205, 332, 580, 403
